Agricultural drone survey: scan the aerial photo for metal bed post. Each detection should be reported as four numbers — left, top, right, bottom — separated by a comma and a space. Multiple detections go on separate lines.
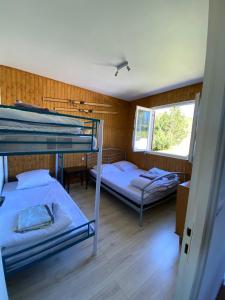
93, 120, 103, 255
3, 157, 8, 183
55, 153, 59, 179
58, 153, 64, 185
139, 191, 144, 226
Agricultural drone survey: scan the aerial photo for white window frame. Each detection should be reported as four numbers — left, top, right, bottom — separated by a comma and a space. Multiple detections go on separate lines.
188, 93, 201, 162
132, 106, 153, 152
132, 100, 197, 160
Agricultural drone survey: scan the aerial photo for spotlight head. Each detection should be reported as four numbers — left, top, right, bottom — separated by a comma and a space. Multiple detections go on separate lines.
127, 65, 131, 71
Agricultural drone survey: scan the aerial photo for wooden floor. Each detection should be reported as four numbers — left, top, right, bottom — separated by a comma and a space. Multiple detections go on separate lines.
7, 183, 180, 300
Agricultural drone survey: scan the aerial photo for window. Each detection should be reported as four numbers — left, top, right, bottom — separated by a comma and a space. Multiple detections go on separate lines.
133, 101, 196, 159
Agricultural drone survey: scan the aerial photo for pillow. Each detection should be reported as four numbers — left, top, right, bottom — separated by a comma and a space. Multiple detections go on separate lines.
93, 164, 119, 173
16, 169, 54, 190
113, 161, 138, 172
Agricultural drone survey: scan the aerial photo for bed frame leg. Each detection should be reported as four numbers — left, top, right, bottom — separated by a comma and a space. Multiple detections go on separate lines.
93, 234, 98, 256
139, 192, 144, 226
139, 207, 143, 226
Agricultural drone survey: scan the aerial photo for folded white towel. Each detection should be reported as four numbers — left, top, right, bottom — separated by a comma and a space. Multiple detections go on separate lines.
130, 176, 178, 192
0, 203, 72, 248
16, 204, 54, 233
130, 177, 151, 190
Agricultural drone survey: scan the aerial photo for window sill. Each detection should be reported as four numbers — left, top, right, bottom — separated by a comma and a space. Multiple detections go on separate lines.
145, 151, 189, 161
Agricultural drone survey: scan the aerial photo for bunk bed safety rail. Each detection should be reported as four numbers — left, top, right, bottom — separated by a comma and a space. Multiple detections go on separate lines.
0, 105, 100, 155
3, 220, 95, 276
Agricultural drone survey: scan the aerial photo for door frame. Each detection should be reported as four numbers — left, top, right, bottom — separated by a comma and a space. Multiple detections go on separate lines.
175, 0, 225, 299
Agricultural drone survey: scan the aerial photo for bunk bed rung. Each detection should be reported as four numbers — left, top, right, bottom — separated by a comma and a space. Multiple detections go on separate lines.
5, 232, 95, 276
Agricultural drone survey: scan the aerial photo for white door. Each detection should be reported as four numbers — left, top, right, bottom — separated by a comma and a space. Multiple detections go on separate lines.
175, 0, 225, 299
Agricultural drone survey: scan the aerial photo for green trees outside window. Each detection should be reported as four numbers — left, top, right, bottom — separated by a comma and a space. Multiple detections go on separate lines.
152, 107, 190, 151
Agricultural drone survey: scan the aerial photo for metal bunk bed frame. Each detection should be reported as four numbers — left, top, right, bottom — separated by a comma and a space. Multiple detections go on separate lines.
0, 105, 103, 276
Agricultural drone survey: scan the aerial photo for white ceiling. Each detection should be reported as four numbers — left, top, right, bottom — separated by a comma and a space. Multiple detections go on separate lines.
0, 0, 209, 101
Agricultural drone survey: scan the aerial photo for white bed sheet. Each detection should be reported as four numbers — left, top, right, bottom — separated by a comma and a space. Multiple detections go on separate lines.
90, 168, 177, 206
0, 179, 90, 258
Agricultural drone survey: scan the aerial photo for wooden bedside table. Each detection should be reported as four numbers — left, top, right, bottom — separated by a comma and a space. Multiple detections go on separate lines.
175, 181, 191, 242
63, 166, 89, 193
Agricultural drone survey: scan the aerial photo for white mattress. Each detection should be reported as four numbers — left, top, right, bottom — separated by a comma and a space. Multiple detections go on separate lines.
90, 168, 177, 206
0, 179, 92, 271
0, 106, 83, 128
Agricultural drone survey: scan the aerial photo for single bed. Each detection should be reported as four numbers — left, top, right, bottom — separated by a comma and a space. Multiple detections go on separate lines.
0, 178, 94, 275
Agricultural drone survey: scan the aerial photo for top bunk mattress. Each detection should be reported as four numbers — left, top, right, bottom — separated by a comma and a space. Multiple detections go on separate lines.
0, 179, 89, 254
90, 167, 177, 206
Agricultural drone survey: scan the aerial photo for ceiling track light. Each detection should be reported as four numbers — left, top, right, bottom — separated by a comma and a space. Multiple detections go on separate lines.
115, 61, 131, 77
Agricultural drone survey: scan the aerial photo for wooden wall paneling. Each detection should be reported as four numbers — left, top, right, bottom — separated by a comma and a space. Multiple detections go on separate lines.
0, 65, 130, 177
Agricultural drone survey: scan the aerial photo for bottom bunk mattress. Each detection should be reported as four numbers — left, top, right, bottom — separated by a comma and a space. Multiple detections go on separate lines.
90, 167, 177, 207
0, 179, 94, 274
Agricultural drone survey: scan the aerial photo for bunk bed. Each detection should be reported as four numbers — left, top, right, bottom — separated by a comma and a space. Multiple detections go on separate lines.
87, 149, 187, 226
0, 105, 103, 276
